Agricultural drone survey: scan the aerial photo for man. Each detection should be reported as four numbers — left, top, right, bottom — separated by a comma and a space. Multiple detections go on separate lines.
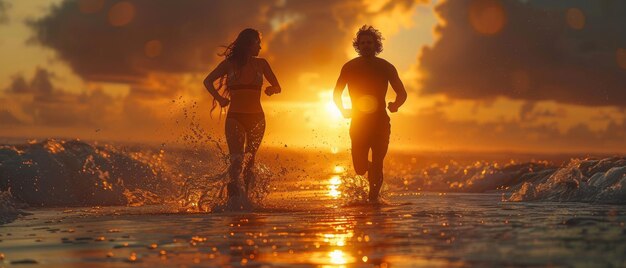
333, 25, 407, 202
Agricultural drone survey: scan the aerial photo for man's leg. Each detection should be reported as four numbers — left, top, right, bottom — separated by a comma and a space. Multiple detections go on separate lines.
349, 119, 370, 176
368, 117, 390, 202
368, 142, 387, 201
351, 143, 369, 176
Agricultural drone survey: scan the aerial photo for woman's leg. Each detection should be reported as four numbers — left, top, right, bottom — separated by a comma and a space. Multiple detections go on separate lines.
243, 115, 266, 193
225, 116, 246, 197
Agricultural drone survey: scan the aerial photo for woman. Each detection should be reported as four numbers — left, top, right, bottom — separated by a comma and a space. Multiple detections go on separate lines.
203, 28, 281, 201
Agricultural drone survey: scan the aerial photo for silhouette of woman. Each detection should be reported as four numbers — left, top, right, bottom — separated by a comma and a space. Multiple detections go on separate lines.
203, 28, 281, 201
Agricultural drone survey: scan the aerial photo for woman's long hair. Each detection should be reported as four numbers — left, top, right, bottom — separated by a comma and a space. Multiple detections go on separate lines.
211, 28, 261, 115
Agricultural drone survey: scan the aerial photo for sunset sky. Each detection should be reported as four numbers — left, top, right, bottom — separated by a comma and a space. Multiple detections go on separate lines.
1, 0, 625, 153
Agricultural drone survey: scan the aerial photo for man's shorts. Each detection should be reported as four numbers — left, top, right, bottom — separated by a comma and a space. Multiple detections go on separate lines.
349, 114, 391, 172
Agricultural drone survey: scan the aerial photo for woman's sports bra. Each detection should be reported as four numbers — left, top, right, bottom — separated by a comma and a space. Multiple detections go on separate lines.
227, 59, 263, 90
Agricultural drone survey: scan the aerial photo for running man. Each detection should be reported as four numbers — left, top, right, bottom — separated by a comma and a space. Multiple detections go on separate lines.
333, 25, 407, 202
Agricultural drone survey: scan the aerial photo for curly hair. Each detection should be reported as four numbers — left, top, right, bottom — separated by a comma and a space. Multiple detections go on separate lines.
352, 25, 384, 55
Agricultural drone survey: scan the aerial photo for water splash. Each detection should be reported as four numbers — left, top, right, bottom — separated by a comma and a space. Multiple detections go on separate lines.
169, 97, 274, 212
0, 137, 276, 210
336, 174, 390, 206
508, 157, 626, 203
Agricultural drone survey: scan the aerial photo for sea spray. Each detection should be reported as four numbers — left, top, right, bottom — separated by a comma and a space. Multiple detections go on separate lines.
0, 139, 172, 206
172, 98, 274, 212
508, 157, 626, 203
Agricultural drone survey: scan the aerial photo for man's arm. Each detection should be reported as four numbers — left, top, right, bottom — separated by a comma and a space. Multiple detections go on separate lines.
333, 64, 350, 118
387, 63, 407, 112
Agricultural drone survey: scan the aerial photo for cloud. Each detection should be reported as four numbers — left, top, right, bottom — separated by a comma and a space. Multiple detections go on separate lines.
419, 0, 626, 107
2, 67, 117, 127
28, 0, 427, 92
29, 0, 275, 83
5, 68, 54, 95
518, 101, 563, 121
393, 107, 626, 153
0, 109, 22, 125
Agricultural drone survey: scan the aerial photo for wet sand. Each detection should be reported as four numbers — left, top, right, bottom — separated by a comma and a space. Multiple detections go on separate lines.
2, 193, 626, 267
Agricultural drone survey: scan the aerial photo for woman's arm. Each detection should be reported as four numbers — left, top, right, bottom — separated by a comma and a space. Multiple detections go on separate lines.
260, 58, 281, 96
203, 60, 230, 106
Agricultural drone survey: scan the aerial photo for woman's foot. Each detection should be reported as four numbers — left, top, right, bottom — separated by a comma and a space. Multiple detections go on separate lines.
227, 181, 242, 198
243, 169, 254, 194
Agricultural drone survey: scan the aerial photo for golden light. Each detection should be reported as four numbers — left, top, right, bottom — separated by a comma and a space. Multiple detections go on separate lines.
333, 165, 346, 174
566, 8, 585, 30
325, 100, 343, 119
328, 175, 342, 198
329, 175, 342, 185
355, 95, 378, 114
468, 0, 506, 35
319, 90, 351, 122
321, 230, 353, 247
329, 250, 347, 265
328, 187, 341, 199
108, 1, 135, 27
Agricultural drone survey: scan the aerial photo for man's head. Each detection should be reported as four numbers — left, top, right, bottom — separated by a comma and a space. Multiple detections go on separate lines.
352, 25, 383, 57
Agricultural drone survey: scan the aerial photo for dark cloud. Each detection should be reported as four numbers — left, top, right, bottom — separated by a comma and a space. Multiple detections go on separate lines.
3, 67, 117, 127
25, 87, 117, 127
29, 0, 426, 91
519, 102, 563, 121
266, 1, 367, 81
264, 0, 424, 92
29, 0, 274, 83
419, 0, 626, 107
5, 75, 29, 93
5, 68, 54, 95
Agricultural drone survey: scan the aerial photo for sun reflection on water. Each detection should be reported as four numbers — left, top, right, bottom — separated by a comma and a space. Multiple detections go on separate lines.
333, 165, 346, 174
329, 249, 348, 264
322, 230, 354, 247
328, 175, 342, 198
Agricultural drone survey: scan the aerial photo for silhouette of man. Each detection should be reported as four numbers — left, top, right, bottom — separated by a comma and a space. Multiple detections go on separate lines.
333, 25, 407, 202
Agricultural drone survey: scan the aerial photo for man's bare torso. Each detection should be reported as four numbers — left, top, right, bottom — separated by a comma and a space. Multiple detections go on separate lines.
342, 56, 393, 117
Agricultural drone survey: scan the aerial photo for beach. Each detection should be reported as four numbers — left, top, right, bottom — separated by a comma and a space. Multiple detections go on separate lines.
2, 140, 626, 267
2, 193, 626, 267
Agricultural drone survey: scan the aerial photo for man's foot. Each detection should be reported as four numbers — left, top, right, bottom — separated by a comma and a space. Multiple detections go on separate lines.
367, 178, 383, 203
368, 191, 379, 203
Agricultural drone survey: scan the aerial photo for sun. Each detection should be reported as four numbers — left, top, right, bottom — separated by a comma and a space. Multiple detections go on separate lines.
326, 100, 343, 119
319, 90, 351, 121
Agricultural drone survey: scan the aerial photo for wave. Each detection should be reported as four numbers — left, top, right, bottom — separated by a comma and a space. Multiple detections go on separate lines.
402, 156, 625, 203
1, 138, 624, 210
405, 160, 556, 193
508, 157, 626, 203
0, 139, 176, 206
